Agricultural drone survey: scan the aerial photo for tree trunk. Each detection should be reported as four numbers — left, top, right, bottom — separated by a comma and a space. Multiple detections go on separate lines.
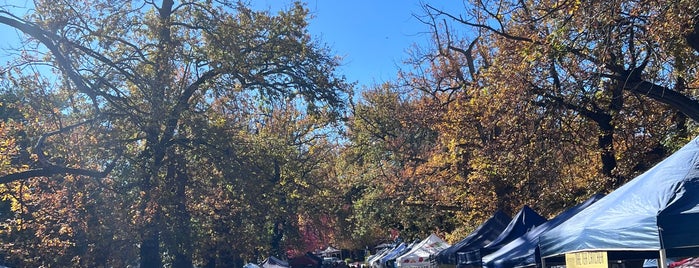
171, 153, 193, 268
141, 223, 162, 267
139, 140, 165, 267
597, 114, 619, 187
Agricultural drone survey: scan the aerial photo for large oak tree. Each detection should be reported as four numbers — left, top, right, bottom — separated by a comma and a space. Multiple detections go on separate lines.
0, 1, 349, 266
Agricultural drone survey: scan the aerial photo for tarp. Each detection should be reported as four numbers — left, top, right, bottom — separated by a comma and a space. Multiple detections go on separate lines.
481, 194, 603, 268
539, 137, 699, 260
396, 234, 451, 268
437, 210, 512, 265
461, 206, 546, 266
262, 256, 289, 268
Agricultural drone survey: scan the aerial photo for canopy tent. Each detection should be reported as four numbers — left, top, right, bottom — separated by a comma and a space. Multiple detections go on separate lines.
396, 234, 451, 268
481, 194, 603, 268
370, 244, 400, 268
320, 246, 341, 257
245, 263, 262, 268
461, 206, 546, 267
437, 210, 512, 265
370, 246, 395, 268
379, 243, 409, 268
262, 256, 290, 268
539, 136, 699, 264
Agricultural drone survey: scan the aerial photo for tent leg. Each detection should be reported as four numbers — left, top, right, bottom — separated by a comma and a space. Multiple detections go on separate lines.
658, 249, 668, 268
541, 257, 546, 268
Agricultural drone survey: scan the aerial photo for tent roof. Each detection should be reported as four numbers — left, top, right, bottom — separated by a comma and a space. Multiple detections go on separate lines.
368, 247, 392, 266
245, 263, 262, 268
462, 206, 547, 266
262, 256, 289, 268
379, 243, 408, 266
540, 137, 699, 259
437, 210, 512, 265
369, 243, 401, 268
482, 194, 603, 268
396, 234, 451, 267
321, 246, 340, 254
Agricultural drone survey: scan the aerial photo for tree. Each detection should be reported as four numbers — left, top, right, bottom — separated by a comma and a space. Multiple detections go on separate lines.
340, 84, 459, 241
418, 0, 699, 191
0, 1, 349, 266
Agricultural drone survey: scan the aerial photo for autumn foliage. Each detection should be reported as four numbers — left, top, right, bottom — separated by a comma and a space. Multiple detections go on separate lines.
0, 0, 699, 267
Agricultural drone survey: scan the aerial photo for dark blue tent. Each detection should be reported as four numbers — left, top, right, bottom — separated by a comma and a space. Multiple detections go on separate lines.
481, 194, 603, 268
539, 137, 699, 265
436, 210, 511, 265
461, 206, 546, 267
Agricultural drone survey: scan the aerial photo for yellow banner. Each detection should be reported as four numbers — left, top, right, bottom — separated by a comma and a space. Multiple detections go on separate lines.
565, 251, 608, 268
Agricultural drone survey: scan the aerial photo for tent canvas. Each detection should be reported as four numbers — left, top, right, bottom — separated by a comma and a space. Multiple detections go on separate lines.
370, 246, 395, 268
262, 256, 289, 268
461, 206, 546, 267
320, 246, 341, 257
396, 234, 451, 268
481, 194, 603, 268
245, 263, 262, 268
370, 244, 401, 268
539, 137, 699, 261
379, 243, 409, 268
437, 210, 512, 265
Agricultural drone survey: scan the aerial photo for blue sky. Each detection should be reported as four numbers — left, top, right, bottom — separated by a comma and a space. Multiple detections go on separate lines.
0, 0, 467, 89
254, 0, 465, 88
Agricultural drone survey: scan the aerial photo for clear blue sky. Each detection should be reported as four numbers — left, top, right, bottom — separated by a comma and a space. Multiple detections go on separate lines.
0, 0, 467, 89
254, 0, 466, 88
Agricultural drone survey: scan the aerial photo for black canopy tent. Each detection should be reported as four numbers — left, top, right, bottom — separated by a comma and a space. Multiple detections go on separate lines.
460, 206, 546, 268
437, 210, 512, 265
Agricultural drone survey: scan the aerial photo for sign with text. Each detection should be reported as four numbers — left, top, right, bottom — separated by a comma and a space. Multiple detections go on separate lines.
565, 251, 608, 268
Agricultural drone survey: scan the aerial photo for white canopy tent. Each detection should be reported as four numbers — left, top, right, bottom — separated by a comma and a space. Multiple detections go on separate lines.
262, 256, 289, 268
396, 234, 450, 268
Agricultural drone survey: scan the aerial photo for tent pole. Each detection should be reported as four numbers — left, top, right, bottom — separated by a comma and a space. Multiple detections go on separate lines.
541, 257, 547, 268
658, 249, 668, 268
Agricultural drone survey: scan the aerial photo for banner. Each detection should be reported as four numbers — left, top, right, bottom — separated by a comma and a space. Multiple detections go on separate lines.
565, 251, 608, 268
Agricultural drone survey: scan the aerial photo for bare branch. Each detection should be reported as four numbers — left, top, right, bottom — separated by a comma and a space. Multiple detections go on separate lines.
34, 119, 96, 167
425, 4, 535, 43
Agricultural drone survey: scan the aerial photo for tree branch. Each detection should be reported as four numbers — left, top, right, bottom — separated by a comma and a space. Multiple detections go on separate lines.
425, 4, 535, 43
625, 79, 699, 122
0, 12, 102, 110
0, 156, 119, 184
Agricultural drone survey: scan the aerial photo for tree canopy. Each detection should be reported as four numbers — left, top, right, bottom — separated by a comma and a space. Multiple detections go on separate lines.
0, 0, 349, 267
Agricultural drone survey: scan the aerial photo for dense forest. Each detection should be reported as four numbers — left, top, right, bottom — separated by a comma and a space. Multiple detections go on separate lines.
0, 0, 698, 267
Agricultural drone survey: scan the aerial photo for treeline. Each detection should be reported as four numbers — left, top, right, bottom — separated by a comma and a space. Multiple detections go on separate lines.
0, 0, 698, 267
337, 0, 699, 244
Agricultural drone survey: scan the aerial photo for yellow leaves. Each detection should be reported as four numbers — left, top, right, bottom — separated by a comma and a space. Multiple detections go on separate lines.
0, 182, 31, 214
569, 0, 582, 15
58, 224, 72, 235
